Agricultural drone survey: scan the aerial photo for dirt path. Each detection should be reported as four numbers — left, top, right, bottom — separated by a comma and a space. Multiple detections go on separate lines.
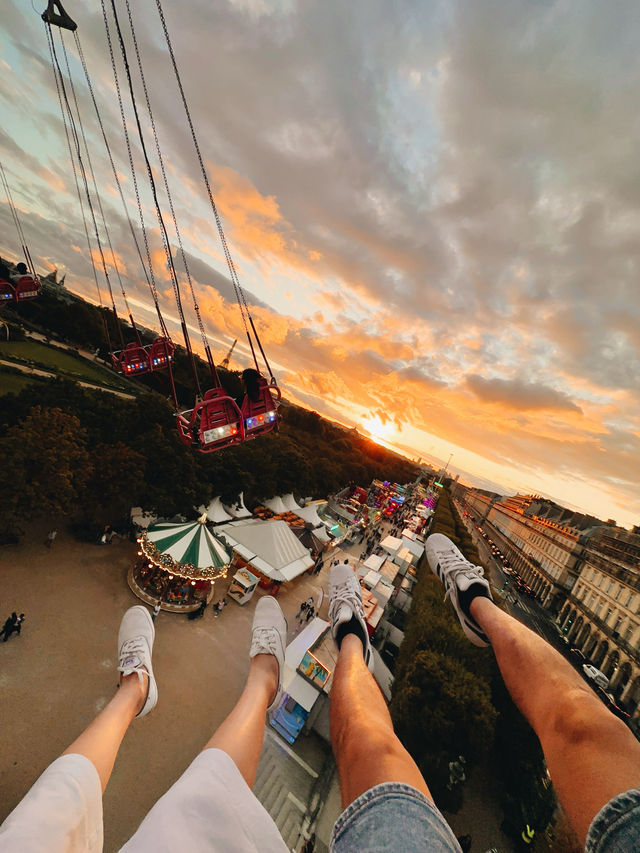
0, 359, 136, 399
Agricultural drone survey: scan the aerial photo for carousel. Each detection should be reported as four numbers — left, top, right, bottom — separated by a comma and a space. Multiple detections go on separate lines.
128, 515, 230, 612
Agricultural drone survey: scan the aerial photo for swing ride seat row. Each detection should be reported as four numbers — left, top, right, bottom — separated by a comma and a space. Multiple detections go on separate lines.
0, 276, 42, 303
110, 337, 175, 375
176, 377, 281, 452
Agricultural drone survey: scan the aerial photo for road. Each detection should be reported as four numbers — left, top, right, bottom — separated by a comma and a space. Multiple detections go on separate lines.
455, 504, 562, 649
0, 358, 136, 400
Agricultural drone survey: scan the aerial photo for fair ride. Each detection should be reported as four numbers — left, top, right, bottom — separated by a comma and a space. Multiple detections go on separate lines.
0, 162, 42, 304
41, 0, 281, 453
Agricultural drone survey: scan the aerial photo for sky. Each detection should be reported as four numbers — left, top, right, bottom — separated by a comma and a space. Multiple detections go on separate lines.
1, 0, 640, 527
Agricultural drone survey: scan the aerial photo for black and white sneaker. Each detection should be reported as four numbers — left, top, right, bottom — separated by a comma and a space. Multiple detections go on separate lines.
426, 533, 493, 647
328, 564, 374, 672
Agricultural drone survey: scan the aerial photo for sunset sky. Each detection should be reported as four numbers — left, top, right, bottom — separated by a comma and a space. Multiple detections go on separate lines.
2, 1, 640, 527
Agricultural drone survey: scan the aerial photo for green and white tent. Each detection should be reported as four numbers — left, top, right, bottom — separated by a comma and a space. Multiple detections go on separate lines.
142, 516, 230, 580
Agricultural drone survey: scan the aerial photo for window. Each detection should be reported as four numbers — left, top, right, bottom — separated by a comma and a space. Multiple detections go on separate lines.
615, 586, 622, 601
614, 617, 622, 633
624, 623, 635, 642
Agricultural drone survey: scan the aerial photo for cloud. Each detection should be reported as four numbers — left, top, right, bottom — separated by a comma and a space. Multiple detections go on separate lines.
465, 375, 583, 413
3, 0, 640, 524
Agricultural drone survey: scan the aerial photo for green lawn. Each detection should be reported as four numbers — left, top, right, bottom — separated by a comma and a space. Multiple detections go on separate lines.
0, 368, 48, 396
0, 340, 132, 391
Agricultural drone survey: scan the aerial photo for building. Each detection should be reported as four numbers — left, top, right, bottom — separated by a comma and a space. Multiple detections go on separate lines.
558, 526, 640, 715
463, 489, 640, 720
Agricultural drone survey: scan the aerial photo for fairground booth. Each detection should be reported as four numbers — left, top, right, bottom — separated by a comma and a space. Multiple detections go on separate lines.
129, 516, 230, 612
216, 518, 314, 592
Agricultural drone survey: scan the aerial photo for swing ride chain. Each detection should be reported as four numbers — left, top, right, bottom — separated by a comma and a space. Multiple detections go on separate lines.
154, 0, 263, 370
73, 31, 157, 321
0, 162, 32, 275
106, 0, 188, 330
99, 0, 169, 339
59, 31, 132, 330
44, 22, 111, 350
46, 23, 120, 324
107, 0, 202, 395
123, 0, 211, 359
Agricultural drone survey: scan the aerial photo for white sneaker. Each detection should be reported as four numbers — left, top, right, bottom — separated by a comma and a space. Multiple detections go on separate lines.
249, 597, 287, 712
328, 564, 374, 671
426, 533, 493, 647
117, 605, 157, 717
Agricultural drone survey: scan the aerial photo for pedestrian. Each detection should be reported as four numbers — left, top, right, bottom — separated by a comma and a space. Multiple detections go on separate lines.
295, 601, 308, 620
45, 530, 57, 549
301, 833, 316, 853
15, 613, 25, 636
1, 612, 17, 642
304, 605, 315, 624
152, 601, 162, 622
213, 599, 227, 618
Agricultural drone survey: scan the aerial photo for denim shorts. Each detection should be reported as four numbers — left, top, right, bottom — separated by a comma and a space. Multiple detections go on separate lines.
585, 787, 640, 853
329, 782, 462, 852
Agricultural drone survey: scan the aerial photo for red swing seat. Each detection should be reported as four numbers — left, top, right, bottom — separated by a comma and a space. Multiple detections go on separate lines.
112, 342, 151, 375
14, 276, 41, 301
176, 388, 244, 453
148, 336, 175, 369
241, 376, 281, 440
0, 279, 15, 302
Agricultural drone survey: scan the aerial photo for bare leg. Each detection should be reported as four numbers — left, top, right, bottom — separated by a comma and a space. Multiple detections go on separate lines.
203, 654, 277, 788
62, 672, 147, 793
472, 597, 640, 844
330, 634, 432, 809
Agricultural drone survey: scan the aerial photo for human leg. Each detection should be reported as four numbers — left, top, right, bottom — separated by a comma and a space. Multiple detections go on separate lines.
327, 565, 461, 853
0, 605, 156, 851
472, 597, 640, 845
204, 595, 286, 787
330, 633, 432, 809
426, 532, 640, 846
121, 596, 290, 853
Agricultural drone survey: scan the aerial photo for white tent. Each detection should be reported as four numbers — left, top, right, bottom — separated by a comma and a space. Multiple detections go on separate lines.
263, 495, 287, 514
223, 492, 251, 519
401, 537, 425, 561
216, 518, 314, 582
130, 507, 157, 529
281, 493, 300, 512
292, 504, 323, 527
380, 535, 403, 556
196, 497, 233, 524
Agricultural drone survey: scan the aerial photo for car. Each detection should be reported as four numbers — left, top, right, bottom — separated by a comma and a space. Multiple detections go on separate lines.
582, 664, 609, 689
595, 686, 631, 721
569, 648, 586, 663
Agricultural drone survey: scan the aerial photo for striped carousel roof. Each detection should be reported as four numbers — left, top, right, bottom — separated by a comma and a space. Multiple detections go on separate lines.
143, 517, 230, 579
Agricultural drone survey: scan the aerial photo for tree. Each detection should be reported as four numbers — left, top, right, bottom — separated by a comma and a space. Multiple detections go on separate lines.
0, 406, 91, 529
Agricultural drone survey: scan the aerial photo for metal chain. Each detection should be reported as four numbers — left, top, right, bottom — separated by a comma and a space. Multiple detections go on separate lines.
124, 0, 210, 358
48, 24, 119, 321
99, 0, 169, 338
107, 0, 200, 393
44, 22, 109, 347
60, 32, 131, 320
73, 31, 160, 325
154, 0, 262, 370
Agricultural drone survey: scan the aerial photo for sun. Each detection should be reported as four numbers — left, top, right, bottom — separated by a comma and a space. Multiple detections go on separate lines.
361, 414, 394, 442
